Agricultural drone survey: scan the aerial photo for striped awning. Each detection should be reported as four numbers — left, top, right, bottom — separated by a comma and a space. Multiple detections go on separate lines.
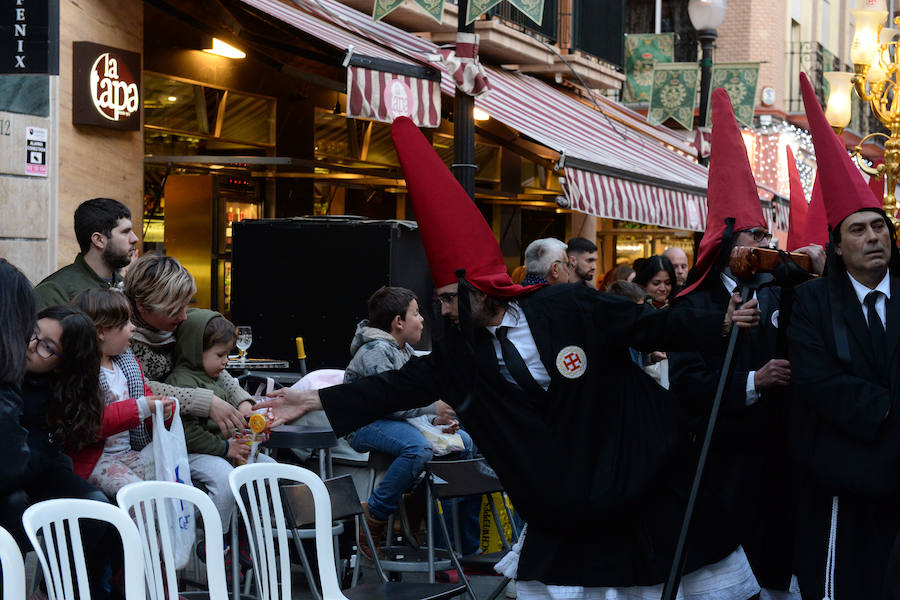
347, 65, 441, 127
241, 0, 442, 128
248, 0, 712, 230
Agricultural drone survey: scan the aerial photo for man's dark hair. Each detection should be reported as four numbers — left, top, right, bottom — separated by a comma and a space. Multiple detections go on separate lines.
0, 259, 37, 385
74, 198, 131, 254
567, 237, 597, 256
203, 315, 238, 351
368, 286, 418, 332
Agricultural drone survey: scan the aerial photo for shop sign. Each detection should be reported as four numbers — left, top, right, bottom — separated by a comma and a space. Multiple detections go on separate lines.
72, 41, 141, 131
0, 0, 58, 74
384, 79, 413, 120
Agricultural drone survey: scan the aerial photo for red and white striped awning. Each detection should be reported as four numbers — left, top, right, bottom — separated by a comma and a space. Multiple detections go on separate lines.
347, 66, 441, 127
241, 0, 442, 127
247, 0, 712, 230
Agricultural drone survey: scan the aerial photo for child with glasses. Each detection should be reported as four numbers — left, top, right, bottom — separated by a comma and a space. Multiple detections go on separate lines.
70, 288, 174, 496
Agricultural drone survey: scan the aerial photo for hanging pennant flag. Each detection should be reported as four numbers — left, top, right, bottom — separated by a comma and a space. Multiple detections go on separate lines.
466, 0, 544, 25
373, 0, 445, 24
705, 62, 760, 128
647, 63, 699, 130
623, 33, 674, 103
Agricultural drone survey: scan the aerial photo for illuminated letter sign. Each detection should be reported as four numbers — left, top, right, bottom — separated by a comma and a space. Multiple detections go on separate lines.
73, 41, 141, 130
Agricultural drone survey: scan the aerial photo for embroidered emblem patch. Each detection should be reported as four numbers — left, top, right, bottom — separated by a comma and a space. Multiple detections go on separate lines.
556, 346, 587, 379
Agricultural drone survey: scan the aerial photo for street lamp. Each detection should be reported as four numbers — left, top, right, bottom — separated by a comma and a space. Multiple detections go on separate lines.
824, 0, 900, 225
688, 0, 727, 166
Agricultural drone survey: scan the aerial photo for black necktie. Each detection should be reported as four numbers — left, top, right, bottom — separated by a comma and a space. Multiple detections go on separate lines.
865, 291, 887, 369
495, 326, 544, 395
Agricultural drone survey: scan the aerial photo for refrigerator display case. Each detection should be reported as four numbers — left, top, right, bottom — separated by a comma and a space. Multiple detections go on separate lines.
163, 174, 262, 313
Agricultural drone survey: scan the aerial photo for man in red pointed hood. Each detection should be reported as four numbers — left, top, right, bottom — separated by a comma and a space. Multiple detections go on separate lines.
258, 116, 762, 595
669, 87, 819, 597
788, 71, 900, 600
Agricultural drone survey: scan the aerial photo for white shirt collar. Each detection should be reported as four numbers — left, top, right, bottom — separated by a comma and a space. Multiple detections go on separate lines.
847, 269, 891, 306
720, 272, 737, 295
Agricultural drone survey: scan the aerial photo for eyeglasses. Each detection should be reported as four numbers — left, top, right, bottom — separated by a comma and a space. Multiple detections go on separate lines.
742, 228, 773, 244
435, 292, 458, 306
30, 334, 61, 359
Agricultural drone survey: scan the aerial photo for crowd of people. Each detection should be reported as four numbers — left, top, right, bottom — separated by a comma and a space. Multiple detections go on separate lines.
2, 75, 900, 600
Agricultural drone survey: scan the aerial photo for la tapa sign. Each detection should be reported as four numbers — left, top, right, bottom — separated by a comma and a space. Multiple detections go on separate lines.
73, 41, 141, 131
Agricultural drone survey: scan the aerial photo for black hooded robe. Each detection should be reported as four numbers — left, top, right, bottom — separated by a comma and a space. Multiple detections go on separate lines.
319, 283, 730, 586
788, 273, 900, 600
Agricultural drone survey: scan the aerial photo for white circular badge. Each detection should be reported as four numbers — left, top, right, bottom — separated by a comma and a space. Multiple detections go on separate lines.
556, 346, 587, 379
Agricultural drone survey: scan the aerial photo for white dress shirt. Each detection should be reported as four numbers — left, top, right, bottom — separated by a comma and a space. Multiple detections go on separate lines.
485, 302, 551, 390
847, 269, 891, 327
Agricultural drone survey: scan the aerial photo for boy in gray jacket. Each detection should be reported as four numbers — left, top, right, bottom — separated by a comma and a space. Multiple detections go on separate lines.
344, 286, 473, 559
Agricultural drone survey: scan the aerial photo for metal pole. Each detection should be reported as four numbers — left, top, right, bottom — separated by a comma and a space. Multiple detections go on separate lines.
660, 285, 755, 600
453, 0, 477, 200
697, 29, 717, 167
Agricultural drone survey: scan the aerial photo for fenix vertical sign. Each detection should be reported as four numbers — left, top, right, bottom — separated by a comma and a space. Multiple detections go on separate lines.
0, 0, 59, 74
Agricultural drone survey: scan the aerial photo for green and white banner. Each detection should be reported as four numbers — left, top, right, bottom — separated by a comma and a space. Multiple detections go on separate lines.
372, 0, 544, 26
465, 0, 543, 25
373, 0, 445, 23
623, 33, 674, 103
648, 63, 699, 129
706, 62, 760, 127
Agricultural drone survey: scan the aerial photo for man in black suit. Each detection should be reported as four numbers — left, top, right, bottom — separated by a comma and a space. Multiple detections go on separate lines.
787, 72, 900, 600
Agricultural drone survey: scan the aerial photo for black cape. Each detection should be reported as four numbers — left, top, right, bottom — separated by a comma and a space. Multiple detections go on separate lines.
320, 283, 730, 586
788, 272, 900, 599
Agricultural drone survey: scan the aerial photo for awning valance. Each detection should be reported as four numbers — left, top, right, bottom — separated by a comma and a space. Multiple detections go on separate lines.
241, 0, 442, 128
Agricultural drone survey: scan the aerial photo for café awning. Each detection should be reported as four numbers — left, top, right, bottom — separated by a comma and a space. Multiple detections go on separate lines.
250, 0, 710, 231
241, 0, 442, 128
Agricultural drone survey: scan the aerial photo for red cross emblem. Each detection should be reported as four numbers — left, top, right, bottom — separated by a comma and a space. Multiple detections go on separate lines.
556, 345, 586, 378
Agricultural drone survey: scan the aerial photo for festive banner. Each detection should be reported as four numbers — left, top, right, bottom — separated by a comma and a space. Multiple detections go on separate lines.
706, 62, 760, 127
647, 63, 699, 130
465, 0, 544, 25
373, 0, 445, 24
623, 33, 674, 103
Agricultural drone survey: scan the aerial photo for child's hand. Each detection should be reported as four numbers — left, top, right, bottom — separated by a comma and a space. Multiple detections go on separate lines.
146, 395, 175, 420
238, 401, 254, 417
227, 441, 251, 464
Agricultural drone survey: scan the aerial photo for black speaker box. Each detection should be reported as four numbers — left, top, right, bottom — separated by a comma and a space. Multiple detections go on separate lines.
231, 217, 433, 372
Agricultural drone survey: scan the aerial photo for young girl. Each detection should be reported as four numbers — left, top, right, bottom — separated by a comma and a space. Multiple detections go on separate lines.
71, 288, 174, 495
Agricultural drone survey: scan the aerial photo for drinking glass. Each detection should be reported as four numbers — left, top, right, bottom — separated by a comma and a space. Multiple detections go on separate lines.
236, 326, 252, 362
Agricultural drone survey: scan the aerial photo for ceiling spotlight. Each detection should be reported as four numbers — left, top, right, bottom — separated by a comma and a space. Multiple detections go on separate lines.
203, 38, 246, 59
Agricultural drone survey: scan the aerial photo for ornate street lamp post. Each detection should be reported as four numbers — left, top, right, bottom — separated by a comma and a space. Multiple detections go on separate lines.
688, 0, 727, 166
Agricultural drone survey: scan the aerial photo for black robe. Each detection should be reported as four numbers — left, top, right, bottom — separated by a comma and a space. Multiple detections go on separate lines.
788, 272, 900, 599
320, 283, 730, 586
669, 281, 793, 590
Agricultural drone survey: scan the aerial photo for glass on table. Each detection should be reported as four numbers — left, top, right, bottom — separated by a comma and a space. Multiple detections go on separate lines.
236, 326, 252, 362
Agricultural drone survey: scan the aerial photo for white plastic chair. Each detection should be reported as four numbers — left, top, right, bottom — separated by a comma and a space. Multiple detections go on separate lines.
228, 463, 349, 600
116, 480, 228, 600
0, 524, 25, 600
22, 498, 144, 600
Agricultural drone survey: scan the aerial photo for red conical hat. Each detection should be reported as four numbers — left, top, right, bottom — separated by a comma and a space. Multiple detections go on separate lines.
786, 146, 808, 251
679, 87, 767, 297
800, 72, 881, 229
800, 176, 829, 248
390, 116, 542, 298
869, 158, 886, 206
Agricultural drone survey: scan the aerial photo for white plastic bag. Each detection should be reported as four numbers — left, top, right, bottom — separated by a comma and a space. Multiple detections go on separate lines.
406, 415, 465, 456
142, 398, 196, 568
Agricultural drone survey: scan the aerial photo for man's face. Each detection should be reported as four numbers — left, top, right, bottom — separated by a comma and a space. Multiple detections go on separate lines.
665, 248, 689, 286
435, 283, 460, 325
546, 249, 570, 285
836, 211, 891, 279
735, 228, 773, 250
568, 250, 598, 283
101, 218, 139, 270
